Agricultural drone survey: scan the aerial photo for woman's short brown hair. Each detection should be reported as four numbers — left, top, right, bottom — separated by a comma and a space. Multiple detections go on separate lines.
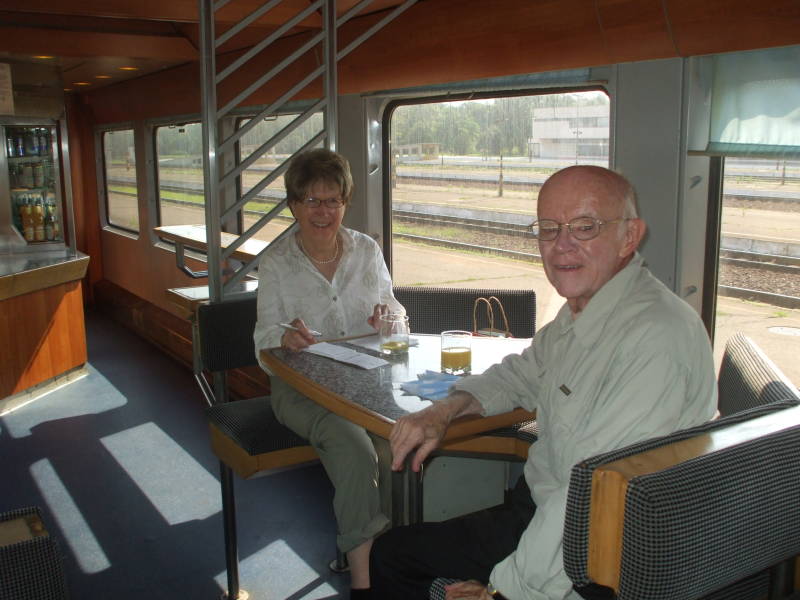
284, 148, 354, 205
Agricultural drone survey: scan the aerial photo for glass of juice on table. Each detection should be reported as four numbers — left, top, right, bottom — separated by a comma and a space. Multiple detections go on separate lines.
441, 330, 472, 375
379, 313, 410, 355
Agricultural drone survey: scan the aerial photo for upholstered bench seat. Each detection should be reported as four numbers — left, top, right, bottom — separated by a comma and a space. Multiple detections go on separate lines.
564, 399, 800, 600
206, 396, 317, 479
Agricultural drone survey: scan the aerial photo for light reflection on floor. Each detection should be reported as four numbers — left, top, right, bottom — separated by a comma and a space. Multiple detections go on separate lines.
30, 458, 111, 574
100, 421, 221, 525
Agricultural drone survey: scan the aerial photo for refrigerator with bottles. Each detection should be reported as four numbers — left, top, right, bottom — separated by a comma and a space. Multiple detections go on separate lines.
0, 118, 66, 255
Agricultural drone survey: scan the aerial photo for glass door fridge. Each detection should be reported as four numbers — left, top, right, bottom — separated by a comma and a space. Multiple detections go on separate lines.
0, 119, 65, 254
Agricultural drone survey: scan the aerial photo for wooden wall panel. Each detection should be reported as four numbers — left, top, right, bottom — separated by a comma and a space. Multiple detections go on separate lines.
65, 95, 104, 304
82, 0, 800, 126
596, 0, 676, 62
0, 280, 87, 398
94, 279, 271, 399
666, 0, 800, 56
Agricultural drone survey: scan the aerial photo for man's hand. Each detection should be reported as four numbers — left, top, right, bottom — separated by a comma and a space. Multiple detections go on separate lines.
280, 318, 317, 351
367, 303, 390, 329
390, 406, 449, 472
445, 580, 493, 600
389, 392, 484, 472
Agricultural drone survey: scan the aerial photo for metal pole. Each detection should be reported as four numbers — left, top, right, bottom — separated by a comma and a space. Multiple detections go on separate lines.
323, 0, 338, 151
199, 0, 222, 303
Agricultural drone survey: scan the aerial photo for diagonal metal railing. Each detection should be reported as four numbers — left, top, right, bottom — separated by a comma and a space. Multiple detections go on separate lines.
199, 0, 417, 304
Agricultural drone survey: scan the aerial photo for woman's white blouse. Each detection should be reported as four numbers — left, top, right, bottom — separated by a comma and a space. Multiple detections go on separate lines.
253, 226, 403, 370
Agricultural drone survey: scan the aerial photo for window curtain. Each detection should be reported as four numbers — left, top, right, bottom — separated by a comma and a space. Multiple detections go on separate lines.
707, 45, 800, 158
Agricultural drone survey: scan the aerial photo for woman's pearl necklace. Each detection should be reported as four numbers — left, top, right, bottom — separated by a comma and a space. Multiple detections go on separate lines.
298, 235, 339, 265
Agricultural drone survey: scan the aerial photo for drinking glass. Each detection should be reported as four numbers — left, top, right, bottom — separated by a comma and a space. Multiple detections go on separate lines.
379, 313, 410, 355
441, 330, 472, 374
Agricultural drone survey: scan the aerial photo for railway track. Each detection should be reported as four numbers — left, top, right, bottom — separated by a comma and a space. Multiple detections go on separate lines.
392, 213, 800, 308
112, 182, 800, 308
110, 174, 800, 206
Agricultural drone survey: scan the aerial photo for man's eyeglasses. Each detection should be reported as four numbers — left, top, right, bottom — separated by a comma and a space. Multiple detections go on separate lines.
300, 196, 345, 209
529, 217, 627, 242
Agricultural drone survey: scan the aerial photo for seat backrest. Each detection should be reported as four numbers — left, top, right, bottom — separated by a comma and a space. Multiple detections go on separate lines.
564, 399, 800, 600
717, 332, 800, 417
197, 296, 259, 373
393, 286, 536, 338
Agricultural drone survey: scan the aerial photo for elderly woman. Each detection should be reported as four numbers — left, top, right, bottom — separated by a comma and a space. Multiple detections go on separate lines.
253, 148, 403, 599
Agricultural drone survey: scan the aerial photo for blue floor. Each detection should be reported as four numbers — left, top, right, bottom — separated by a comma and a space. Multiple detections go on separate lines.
0, 309, 345, 599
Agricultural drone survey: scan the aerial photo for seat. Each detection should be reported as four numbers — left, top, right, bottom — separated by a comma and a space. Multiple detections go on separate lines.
717, 332, 800, 417
563, 399, 800, 600
196, 297, 320, 599
393, 286, 536, 339
0, 506, 69, 600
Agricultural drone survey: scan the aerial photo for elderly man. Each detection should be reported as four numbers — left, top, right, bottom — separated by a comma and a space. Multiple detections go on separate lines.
369, 166, 717, 600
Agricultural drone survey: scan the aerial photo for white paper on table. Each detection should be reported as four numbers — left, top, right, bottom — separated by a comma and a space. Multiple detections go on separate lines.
303, 342, 389, 369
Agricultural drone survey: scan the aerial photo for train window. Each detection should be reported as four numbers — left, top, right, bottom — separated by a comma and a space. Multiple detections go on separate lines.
388, 91, 610, 324
155, 122, 205, 227
714, 156, 800, 384
237, 112, 324, 243
101, 129, 138, 232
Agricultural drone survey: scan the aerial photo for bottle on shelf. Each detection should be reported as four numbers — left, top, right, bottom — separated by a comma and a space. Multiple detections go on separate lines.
44, 196, 56, 241
12, 192, 24, 232
24, 128, 38, 156
9, 163, 20, 187
32, 194, 45, 242
21, 162, 34, 188
15, 130, 25, 157
6, 130, 15, 157
38, 128, 50, 156
33, 162, 45, 187
20, 195, 34, 242
52, 198, 60, 241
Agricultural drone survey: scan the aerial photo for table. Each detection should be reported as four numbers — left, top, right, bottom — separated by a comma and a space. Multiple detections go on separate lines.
260, 334, 535, 524
154, 224, 268, 262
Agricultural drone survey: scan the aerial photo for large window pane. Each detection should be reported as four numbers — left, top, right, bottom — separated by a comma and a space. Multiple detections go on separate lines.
389, 91, 610, 325
238, 112, 324, 244
102, 129, 138, 231
714, 157, 800, 384
155, 123, 205, 227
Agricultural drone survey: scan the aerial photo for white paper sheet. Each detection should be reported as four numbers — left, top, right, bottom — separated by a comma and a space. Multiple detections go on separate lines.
303, 342, 389, 369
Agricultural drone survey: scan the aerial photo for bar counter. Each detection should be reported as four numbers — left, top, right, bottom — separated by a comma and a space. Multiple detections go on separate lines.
0, 252, 90, 403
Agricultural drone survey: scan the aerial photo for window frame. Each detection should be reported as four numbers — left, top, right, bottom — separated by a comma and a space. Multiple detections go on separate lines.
380, 85, 610, 270
98, 125, 140, 234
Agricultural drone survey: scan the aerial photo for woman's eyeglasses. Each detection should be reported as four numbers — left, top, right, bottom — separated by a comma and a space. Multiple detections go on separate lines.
301, 196, 345, 208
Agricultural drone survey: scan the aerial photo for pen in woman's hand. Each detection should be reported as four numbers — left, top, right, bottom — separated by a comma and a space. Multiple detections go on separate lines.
280, 322, 322, 337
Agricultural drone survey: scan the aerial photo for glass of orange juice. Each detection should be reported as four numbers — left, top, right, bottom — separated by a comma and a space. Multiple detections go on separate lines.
441, 330, 472, 375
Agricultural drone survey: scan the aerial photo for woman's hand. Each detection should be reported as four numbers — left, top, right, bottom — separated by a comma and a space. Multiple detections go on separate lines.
367, 303, 390, 330
445, 580, 493, 600
280, 318, 317, 351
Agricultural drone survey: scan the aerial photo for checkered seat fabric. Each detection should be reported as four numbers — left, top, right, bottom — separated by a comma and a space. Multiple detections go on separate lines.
429, 577, 458, 600
392, 286, 536, 339
486, 419, 539, 445
718, 332, 800, 417
197, 296, 260, 373
563, 399, 800, 600
0, 506, 69, 600
206, 396, 309, 456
